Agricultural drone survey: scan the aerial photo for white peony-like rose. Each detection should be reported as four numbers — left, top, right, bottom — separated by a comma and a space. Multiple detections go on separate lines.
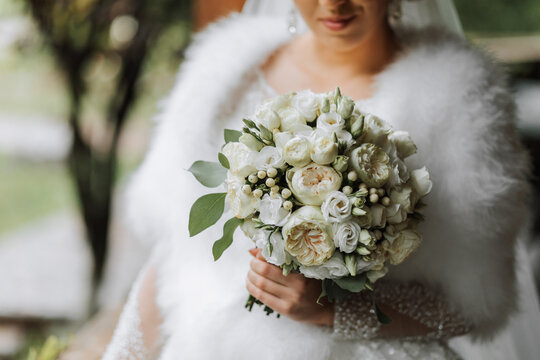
283, 136, 312, 168
286, 164, 342, 206
350, 143, 390, 188
279, 107, 308, 132
332, 220, 361, 253
310, 130, 338, 165
410, 167, 432, 197
254, 230, 288, 266
316, 112, 345, 133
225, 174, 259, 219
299, 252, 349, 280
370, 204, 387, 228
389, 131, 417, 159
292, 90, 320, 122
282, 206, 335, 266
386, 229, 422, 265
255, 104, 281, 130
360, 114, 393, 146
321, 191, 352, 223
254, 146, 285, 170
258, 194, 291, 226
385, 203, 407, 224
222, 142, 256, 178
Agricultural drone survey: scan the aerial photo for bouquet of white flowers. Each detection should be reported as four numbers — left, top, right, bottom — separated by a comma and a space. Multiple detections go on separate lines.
188, 88, 432, 321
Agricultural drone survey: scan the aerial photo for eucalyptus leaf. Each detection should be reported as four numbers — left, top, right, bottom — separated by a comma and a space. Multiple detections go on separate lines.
224, 129, 242, 143
189, 192, 226, 236
212, 217, 243, 261
188, 161, 227, 188
218, 152, 230, 169
334, 275, 368, 293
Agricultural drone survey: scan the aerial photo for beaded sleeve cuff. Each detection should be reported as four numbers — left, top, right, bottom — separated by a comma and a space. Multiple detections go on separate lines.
333, 281, 473, 340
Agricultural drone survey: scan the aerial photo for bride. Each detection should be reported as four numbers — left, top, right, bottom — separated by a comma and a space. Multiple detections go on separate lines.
103, 0, 536, 359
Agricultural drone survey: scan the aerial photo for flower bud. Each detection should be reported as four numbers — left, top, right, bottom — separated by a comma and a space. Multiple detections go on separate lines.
349, 112, 365, 138
241, 185, 252, 195
332, 155, 349, 173
281, 188, 292, 199
337, 96, 355, 120
267, 167, 278, 178
344, 253, 357, 276
239, 133, 264, 151
283, 200, 293, 211
356, 247, 371, 256
248, 174, 258, 184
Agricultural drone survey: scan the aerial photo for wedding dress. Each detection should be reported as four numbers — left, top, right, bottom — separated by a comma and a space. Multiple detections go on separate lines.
103, 4, 535, 360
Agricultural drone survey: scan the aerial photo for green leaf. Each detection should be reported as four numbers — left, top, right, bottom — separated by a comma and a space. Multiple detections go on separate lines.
224, 129, 242, 143
374, 301, 393, 325
188, 161, 227, 188
189, 193, 227, 236
218, 152, 230, 169
212, 217, 243, 260
334, 275, 368, 293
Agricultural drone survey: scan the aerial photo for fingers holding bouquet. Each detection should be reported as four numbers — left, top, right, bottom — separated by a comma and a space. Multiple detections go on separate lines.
246, 249, 334, 326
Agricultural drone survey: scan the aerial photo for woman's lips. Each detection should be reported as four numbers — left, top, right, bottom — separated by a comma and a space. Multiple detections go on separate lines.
319, 15, 357, 31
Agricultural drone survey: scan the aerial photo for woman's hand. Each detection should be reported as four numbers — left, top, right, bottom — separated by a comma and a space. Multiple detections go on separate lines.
246, 248, 334, 327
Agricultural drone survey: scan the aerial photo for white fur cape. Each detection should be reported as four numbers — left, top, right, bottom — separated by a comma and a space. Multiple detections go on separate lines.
124, 13, 530, 355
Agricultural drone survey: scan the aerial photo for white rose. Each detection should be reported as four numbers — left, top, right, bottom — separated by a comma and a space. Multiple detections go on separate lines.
222, 142, 256, 178
279, 107, 308, 132
282, 206, 335, 266
258, 194, 291, 226
410, 167, 432, 197
255, 105, 281, 130
389, 131, 417, 159
370, 204, 387, 228
240, 216, 258, 238
350, 143, 390, 188
390, 186, 414, 213
255, 230, 288, 266
332, 220, 361, 253
292, 90, 320, 122
225, 174, 259, 219
283, 136, 312, 168
386, 229, 422, 265
299, 252, 349, 280
387, 158, 410, 188
286, 164, 342, 206
385, 203, 407, 224
254, 146, 285, 170
310, 130, 338, 165
316, 112, 344, 133
360, 114, 393, 146
321, 191, 352, 223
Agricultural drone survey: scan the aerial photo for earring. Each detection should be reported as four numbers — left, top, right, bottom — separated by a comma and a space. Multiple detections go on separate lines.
388, 0, 402, 21
287, 7, 298, 35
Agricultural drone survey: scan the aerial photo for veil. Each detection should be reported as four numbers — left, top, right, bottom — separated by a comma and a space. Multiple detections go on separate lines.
241, 1, 540, 359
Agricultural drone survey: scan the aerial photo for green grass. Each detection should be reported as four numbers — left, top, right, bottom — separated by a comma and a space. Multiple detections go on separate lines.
0, 156, 75, 235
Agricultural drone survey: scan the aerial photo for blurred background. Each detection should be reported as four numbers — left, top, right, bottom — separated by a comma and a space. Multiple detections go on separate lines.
0, 0, 538, 358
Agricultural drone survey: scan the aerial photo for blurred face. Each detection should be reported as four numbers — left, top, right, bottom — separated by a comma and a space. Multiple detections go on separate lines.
294, 0, 391, 50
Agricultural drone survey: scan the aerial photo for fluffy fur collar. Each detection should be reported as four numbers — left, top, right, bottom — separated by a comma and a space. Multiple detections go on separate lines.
125, 13, 530, 350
